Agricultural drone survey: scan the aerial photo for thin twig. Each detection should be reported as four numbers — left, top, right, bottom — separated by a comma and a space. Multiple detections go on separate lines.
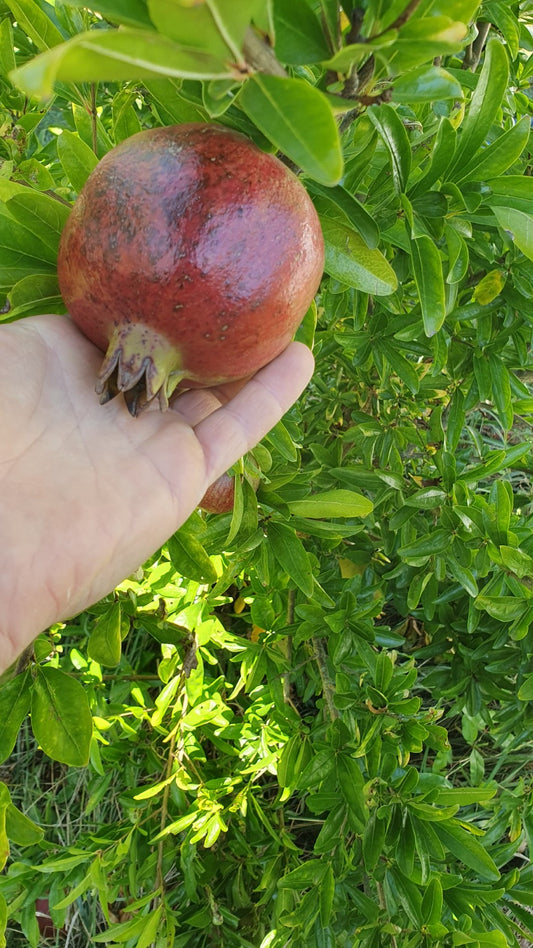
312, 637, 339, 721
90, 83, 98, 155
283, 590, 295, 704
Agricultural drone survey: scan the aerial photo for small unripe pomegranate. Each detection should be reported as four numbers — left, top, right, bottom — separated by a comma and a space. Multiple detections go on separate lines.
57, 123, 324, 415
199, 472, 260, 514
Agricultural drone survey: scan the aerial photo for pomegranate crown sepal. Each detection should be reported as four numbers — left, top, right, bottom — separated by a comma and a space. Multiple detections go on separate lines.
96, 323, 185, 417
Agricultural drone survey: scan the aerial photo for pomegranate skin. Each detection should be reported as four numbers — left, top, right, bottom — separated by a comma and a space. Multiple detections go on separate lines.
199, 472, 236, 514
57, 123, 324, 414
199, 472, 260, 514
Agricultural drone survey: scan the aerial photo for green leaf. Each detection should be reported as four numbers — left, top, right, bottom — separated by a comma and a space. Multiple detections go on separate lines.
518, 674, 533, 701
273, 0, 330, 64
265, 420, 298, 461
434, 787, 497, 805
472, 269, 505, 306
31, 666, 92, 766
487, 175, 533, 214
417, 0, 481, 17
268, 521, 314, 597
112, 88, 142, 143
315, 0, 340, 54
409, 118, 456, 198
278, 859, 328, 889
3, 0, 64, 51
388, 16, 468, 74
57, 129, 98, 192
421, 878, 443, 925
399, 529, 450, 558
321, 218, 398, 295
6, 190, 70, 253
147, 0, 241, 62
294, 299, 317, 349
367, 103, 411, 194
0, 671, 31, 764
5, 804, 44, 846
0, 208, 56, 288
433, 819, 500, 881
0, 18, 15, 76
239, 74, 343, 186
7, 273, 63, 319
484, 1, 521, 59
405, 487, 447, 509
448, 39, 509, 177
299, 748, 336, 790
0, 893, 6, 948
377, 339, 419, 394
88, 602, 122, 667
498, 546, 533, 580
92, 911, 160, 943
445, 225, 469, 284
487, 353, 513, 430
66, 0, 153, 29
363, 812, 386, 873
136, 906, 163, 948
447, 557, 478, 598
490, 205, 533, 263
393, 64, 463, 103
491, 482, 512, 543
456, 115, 530, 183
410, 234, 446, 336
474, 595, 528, 622
287, 489, 373, 519
324, 31, 397, 73
11, 28, 237, 98
168, 527, 217, 585
308, 181, 379, 249
320, 864, 335, 927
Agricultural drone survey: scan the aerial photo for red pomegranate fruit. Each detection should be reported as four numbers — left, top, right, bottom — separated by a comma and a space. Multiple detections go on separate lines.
57, 123, 324, 416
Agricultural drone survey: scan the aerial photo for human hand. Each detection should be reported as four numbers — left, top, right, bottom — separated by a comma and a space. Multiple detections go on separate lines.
0, 314, 314, 672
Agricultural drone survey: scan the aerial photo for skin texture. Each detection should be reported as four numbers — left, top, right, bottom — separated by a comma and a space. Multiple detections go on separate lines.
58, 123, 324, 401
0, 315, 314, 674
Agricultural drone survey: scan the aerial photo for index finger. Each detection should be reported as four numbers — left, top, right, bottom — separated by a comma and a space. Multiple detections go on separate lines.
194, 342, 314, 483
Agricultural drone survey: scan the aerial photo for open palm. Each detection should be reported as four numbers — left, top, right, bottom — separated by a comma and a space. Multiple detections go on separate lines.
0, 314, 313, 671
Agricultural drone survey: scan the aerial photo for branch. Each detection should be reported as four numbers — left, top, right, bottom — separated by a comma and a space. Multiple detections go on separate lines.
463, 21, 492, 71
312, 636, 339, 721
243, 26, 287, 77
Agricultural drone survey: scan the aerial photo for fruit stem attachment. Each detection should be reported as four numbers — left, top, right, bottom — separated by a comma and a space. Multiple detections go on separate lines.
96, 323, 184, 417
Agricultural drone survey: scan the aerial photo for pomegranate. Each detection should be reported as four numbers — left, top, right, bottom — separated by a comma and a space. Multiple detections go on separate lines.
199, 472, 260, 514
57, 123, 324, 415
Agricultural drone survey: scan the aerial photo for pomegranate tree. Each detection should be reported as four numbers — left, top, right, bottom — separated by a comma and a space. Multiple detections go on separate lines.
57, 123, 324, 416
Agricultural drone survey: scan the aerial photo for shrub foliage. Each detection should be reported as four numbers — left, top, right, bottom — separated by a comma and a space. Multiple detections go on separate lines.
1, 1, 533, 945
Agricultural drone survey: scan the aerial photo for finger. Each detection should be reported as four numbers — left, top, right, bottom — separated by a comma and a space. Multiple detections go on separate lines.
170, 375, 254, 427
194, 342, 314, 482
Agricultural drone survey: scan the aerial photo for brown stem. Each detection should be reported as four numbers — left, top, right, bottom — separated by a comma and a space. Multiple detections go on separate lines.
463, 21, 491, 71
283, 589, 295, 704
90, 83, 98, 155
312, 636, 339, 721
243, 26, 287, 77
372, 0, 423, 40
13, 178, 72, 207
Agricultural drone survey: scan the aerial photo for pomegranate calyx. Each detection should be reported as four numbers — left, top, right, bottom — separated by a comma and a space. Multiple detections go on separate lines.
95, 323, 184, 417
